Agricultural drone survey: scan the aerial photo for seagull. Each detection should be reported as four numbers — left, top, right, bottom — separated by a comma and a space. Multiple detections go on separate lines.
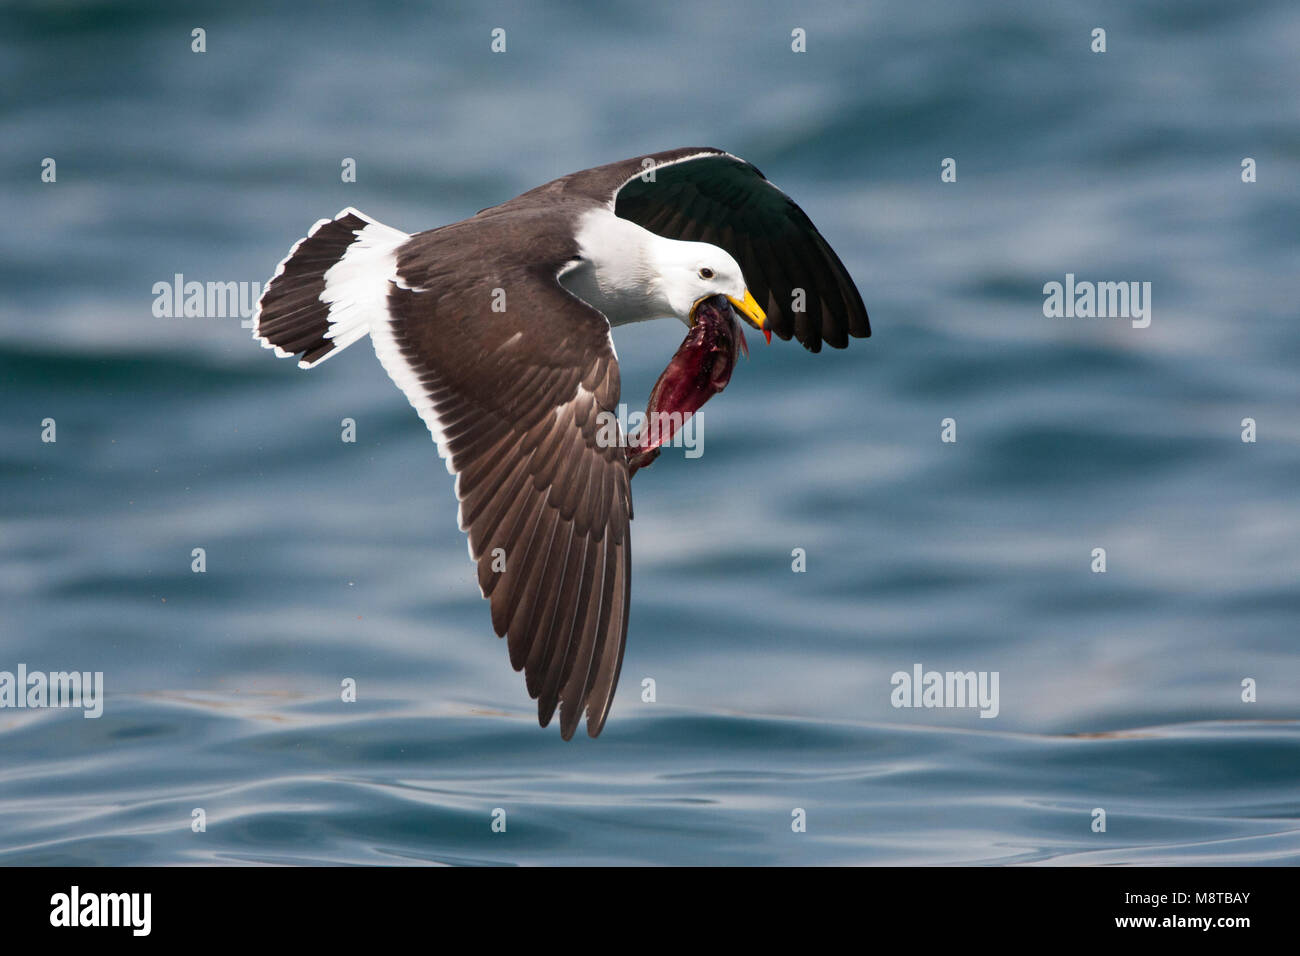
252, 147, 870, 738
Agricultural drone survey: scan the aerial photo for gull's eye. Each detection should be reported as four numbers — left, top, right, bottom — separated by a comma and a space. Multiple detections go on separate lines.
699, 267, 715, 280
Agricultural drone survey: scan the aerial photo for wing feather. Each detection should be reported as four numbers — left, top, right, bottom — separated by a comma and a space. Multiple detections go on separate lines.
377, 237, 633, 739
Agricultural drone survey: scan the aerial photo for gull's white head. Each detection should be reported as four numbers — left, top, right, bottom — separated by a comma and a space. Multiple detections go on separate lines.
650, 238, 768, 335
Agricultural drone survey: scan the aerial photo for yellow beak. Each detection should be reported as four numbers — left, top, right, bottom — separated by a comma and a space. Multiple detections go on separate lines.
726, 290, 770, 344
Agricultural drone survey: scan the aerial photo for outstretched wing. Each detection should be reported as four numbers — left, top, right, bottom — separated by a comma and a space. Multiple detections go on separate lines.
542, 147, 871, 352
375, 233, 633, 739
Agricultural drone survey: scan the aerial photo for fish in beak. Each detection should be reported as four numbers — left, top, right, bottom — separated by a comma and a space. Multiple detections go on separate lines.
628, 294, 745, 476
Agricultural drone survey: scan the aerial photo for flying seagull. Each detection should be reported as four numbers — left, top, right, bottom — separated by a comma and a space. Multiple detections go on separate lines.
252, 147, 870, 739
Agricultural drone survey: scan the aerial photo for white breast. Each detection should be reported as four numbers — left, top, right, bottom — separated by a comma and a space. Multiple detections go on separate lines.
560, 209, 670, 326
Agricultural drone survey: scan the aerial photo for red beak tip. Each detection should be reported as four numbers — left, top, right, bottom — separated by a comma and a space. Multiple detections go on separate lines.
763, 329, 772, 345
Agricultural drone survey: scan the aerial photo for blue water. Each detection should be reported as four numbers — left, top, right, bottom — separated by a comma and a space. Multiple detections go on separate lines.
2, 0, 1298, 865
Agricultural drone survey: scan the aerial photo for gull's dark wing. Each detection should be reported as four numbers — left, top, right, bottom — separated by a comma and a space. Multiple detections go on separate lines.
379, 227, 633, 739
534, 147, 870, 352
